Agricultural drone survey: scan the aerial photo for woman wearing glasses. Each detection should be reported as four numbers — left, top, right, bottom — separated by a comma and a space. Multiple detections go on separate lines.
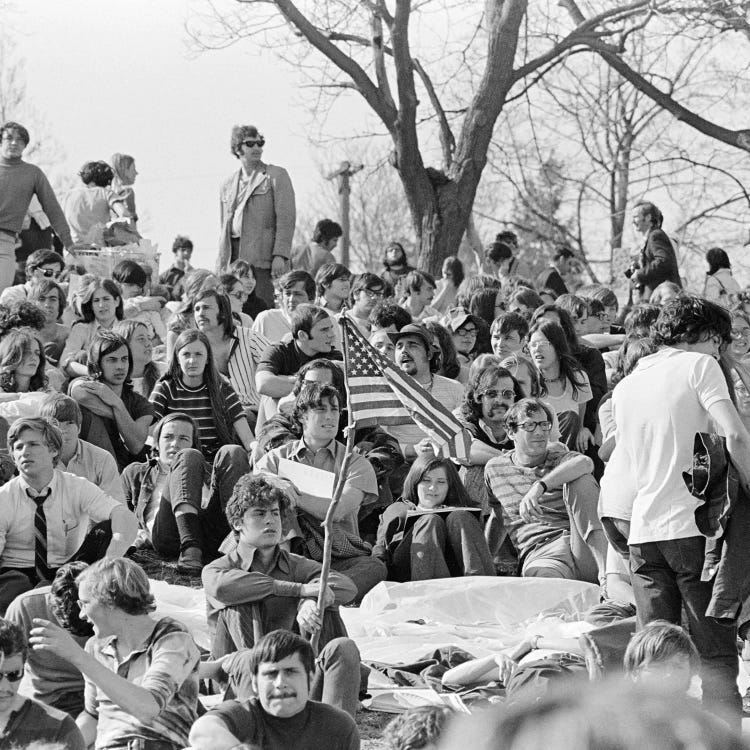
217, 125, 296, 307
528, 320, 591, 451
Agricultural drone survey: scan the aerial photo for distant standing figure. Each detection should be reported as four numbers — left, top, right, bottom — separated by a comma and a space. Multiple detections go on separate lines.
703, 247, 740, 307
537, 245, 574, 297
110, 152, 139, 227
0, 121, 72, 289
218, 125, 296, 307
628, 201, 681, 302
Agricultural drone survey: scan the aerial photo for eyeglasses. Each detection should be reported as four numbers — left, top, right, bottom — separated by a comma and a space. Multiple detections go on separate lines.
0, 667, 24, 682
455, 327, 477, 337
39, 268, 58, 278
732, 328, 750, 338
242, 138, 265, 148
514, 419, 553, 433
595, 312, 610, 321
528, 340, 552, 350
229, 290, 248, 302
363, 288, 384, 299
479, 388, 515, 400
1, 135, 25, 144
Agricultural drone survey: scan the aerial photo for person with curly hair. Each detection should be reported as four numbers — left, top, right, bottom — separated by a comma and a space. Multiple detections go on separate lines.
27, 278, 69, 367
0, 328, 48, 395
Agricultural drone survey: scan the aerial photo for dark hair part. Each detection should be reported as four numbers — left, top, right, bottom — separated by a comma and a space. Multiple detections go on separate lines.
552, 245, 575, 261
499, 352, 542, 397
423, 320, 461, 380
0, 328, 47, 392
505, 397, 554, 431
292, 383, 340, 431
554, 294, 587, 322
383, 241, 407, 268
491, 311, 529, 340
369, 301, 411, 331
39, 392, 82, 429
26, 248, 63, 273
112, 259, 148, 290
469, 288, 500, 327
529, 320, 587, 396
172, 235, 193, 253
315, 263, 351, 298
508, 288, 544, 315
86, 331, 133, 384
112, 320, 160, 395
79, 161, 114, 187
350, 272, 385, 305
312, 219, 343, 244
249, 629, 315, 677
0, 121, 29, 146
402, 455, 472, 508
623, 620, 700, 677
634, 200, 663, 229
610, 336, 659, 388
442, 256, 465, 287
292, 359, 345, 403
291, 304, 331, 339
0, 619, 27, 661
194, 287, 234, 338
152, 412, 202, 454
50, 562, 94, 638
166, 329, 235, 446
225, 475, 290, 536
402, 270, 436, 298
577, 284, 618, 311
76, 558, 156, 615
652, 295, 731, 347
76, 278, 123, 324
530, 304, 578, 351
277, 269, 316, 301
706, 247, 731, 275
485, 241, 514, 265
230, 124, 262, 158
7, 416, 63, 466
495, 230, 518, 247
623, 303, 660, 337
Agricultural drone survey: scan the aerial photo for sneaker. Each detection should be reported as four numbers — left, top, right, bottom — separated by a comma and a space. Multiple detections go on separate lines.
177, 547, 203, 575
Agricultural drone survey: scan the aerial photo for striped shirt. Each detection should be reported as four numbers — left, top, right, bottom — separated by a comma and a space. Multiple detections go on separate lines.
227, 326, 272, 408
150, 377, 245, 461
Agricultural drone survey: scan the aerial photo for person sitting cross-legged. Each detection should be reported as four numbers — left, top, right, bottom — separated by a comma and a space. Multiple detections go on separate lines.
254, 383, 387, 603
123, 412, 250, 574
0, 417, 138, 613
373, 456, 495, 582
484, 398, 607, 585
188, 630, 359, 750
201, 475, 362, 718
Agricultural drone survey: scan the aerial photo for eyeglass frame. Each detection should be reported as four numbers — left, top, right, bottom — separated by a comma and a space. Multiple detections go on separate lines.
0, 666, 24, 682
242, 138, 266, 148
510, 419, 553, 433
478, 388, 515, 400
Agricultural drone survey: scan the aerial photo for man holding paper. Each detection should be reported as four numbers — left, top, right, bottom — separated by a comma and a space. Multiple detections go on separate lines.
254, 383, 386, 603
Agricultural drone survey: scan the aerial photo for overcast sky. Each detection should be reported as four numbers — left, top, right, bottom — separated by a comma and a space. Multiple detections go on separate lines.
10, 0, 367, 270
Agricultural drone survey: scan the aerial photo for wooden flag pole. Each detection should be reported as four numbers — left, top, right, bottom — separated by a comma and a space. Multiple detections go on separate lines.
310, 317, 357, 653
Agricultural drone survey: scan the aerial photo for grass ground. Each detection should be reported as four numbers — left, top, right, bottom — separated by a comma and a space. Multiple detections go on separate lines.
131, 549, 395, 746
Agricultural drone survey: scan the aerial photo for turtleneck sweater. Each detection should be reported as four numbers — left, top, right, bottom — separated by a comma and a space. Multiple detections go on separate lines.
0, 154, 72, 246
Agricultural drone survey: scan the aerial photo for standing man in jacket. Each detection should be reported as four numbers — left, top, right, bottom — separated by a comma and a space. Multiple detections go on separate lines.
218, 125, 296, 307
628, 200, 681, 302
0, 122, 72, 290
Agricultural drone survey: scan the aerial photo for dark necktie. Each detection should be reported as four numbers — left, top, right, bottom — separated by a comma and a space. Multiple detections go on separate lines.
27, 488, 52, 583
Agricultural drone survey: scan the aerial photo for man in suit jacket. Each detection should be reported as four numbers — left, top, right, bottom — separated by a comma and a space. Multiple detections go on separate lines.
629, 201, 681, 302
217, 125, 296, 307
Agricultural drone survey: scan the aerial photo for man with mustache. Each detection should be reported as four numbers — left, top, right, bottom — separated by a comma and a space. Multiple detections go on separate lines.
484, 398, 606, 585
189, 630, 358, 750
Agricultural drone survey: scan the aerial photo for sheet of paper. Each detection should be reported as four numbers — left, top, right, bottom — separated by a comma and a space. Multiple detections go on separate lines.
278, 457, 335, 498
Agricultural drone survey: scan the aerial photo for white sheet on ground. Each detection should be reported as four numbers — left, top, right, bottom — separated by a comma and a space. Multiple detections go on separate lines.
340, 577, 600, 664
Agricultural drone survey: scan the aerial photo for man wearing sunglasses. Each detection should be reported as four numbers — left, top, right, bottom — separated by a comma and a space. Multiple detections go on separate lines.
218, 125, 296, 308
484, 397, 607, 585
0, 247, 63, 307
0, 618, 84, 748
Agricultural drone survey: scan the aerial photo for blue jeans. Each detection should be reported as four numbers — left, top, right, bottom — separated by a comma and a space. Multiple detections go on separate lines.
629, 536, 740, 727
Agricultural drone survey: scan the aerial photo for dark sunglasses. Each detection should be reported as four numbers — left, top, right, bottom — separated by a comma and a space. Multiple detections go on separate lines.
242, 138, 265, 148
37, 268, 58, 278
0, 667, 23, 682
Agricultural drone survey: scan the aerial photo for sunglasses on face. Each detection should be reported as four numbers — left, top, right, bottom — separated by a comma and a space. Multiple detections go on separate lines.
242, 138, 265, 148
515, 419, 553, 433
479, 388, 515, 400
38, 268, 58, 277
0, 667, 23, 682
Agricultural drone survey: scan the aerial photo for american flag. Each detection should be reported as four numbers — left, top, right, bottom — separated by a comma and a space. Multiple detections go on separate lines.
341, 317, 471, 461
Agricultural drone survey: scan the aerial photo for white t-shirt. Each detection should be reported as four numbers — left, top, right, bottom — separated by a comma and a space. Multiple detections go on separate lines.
544, 370, 592, 415
612, 347, 729, 544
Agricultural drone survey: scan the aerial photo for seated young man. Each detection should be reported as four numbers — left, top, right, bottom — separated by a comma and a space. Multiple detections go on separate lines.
0, 248, 63, 307
189, 630, 359, 750
201, 475, 362, 718
5, 562, 92, 716
0, 417, 138, 612
0, 618, 85, 749
254, 383, 387, 602
490, 311, 529, 360
122, 412, 250, 573
255, 304, 343, 400
39, 393, 124, 503
251, 270, 316, 344
484, 398, 606, 584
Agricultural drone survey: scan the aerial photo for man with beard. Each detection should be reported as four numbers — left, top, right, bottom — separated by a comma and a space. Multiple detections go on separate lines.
382, 325, 464, 462
485, 398, 607, 584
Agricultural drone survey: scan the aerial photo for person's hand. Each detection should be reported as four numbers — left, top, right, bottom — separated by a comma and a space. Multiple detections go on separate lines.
414, 439, 437, 458
271, 256, 288, 280
576, 427, 595, 453
296, 599, 323, 635
29, 618, 85, 665
77, 381, 120, 407
494, 652, 519, 685
300, 582, 335, 607
518, 482, 545, 523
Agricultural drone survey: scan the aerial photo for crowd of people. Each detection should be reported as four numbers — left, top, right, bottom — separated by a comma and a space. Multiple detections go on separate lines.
1, 117, 750, 748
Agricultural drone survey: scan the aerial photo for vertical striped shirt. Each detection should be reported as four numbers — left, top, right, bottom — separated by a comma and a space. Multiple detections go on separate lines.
150, 377, 245, 461
227, 326, 272, 408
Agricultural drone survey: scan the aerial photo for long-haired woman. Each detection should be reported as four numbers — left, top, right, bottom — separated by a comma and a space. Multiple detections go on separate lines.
113, 319, 162, 398
373, 455, 494, 582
